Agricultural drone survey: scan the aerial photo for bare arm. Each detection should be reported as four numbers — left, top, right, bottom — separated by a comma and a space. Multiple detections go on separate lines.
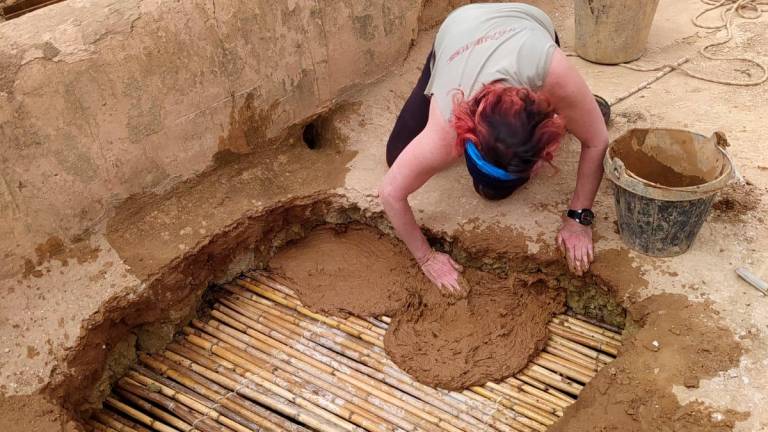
544, 49, 609, 209
379, 99, 463, 287
543, 49, 609, 273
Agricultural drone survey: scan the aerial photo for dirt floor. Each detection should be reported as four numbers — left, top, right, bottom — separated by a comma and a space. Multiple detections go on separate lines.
2, 1, 768, 431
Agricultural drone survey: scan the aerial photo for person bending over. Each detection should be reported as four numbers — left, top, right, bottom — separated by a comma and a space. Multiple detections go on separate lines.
379, 3, 609, 294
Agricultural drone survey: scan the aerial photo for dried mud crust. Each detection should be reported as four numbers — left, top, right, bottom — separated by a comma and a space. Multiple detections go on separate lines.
711, 182, 765, 223
550, 294, 747, 432
271, 223, 567, 390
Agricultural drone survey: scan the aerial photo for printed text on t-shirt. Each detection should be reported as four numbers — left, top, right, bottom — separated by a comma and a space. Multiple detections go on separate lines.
447, 27, 514, 63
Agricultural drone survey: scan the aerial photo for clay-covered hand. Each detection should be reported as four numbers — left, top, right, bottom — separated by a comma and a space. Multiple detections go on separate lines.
556, 217, 594, 276
417, 249, 466, 295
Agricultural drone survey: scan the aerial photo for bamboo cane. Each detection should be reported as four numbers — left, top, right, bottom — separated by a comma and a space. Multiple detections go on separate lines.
156, 347, 366, 432
89, 420, 121, 432
365, 317, 389, 330
521, 366, 582, 396
547, 338, 610, 367
112, 388, 202, 432
165, 347, 392, 432
248, 273, 389, 338
506, 375, 575, 408
178, 331, 392, 432
140, 352, 345, 432
547, 324, 619, 355
219, 296, 381, 367
444, 391, 533, 432
188, 321, 446, 432
94, 411, 149, 432
125, 370, 263, 432
477, 383, 562, 420
543, 345, 600, 372
459, 390, 543, 432
538, 352, 597, 378
116, 379, 229, 432
219, 299, 507, 432
483, 382, 564, 415
555, 315, 622, 341
212, 302, 483, 432
469, 386, 556, 426
346, 315, 388, 338
550, 318, 622, 346
549, 321, 622, 350
565, 311, 623, 334
220, 285, 389, 364
220, 291, 389, 365
157, 345, 311, 432
104, 396, 180, 432
166, 342, 400, 432
244, 272, 300, 299
380, 316, 392, 324
531, 356, 593, 384
155, 346, 314, 432
205, 314, 477, 432
235, 279, 386, 348
222, 290, 564, 432
549, 335, 615, 363
500, 377, 574, 408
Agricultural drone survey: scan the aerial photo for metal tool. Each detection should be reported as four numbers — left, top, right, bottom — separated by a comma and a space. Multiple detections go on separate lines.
736, 267, 768, 296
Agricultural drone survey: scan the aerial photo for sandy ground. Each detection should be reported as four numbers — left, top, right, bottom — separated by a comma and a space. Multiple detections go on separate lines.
1, 0, 768, 431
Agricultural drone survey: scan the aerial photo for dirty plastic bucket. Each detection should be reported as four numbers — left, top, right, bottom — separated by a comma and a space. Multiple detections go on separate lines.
574, 0, 661, 64
604, 129, 734, 257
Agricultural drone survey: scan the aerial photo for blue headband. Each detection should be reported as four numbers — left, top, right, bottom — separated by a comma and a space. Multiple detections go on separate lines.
464, 140, 523, 181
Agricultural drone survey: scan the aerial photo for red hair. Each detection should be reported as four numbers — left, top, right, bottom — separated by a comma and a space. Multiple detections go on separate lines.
452, 82, 565, 176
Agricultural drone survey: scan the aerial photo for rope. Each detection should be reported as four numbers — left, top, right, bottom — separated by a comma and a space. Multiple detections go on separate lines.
618, 0, 768, 87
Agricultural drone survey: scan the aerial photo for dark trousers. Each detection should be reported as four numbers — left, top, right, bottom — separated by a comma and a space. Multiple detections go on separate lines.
385, 51, 435, 167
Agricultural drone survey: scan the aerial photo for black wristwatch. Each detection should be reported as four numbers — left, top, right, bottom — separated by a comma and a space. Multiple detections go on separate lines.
566, 209, 595, 226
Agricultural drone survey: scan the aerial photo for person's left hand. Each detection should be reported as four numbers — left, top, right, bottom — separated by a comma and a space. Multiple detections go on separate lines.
556, 217, 594, 276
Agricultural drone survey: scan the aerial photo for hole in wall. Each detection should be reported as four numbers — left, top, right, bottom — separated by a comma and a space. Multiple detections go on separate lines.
302, 122, 319, 150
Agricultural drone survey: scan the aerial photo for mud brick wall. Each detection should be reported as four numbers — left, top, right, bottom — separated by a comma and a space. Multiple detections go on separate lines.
0, 0, 433, 279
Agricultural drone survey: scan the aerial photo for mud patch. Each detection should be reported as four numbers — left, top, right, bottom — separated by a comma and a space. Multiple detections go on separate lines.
22, 234, 100, 278
270, 223, 567, 390
270, 224, 416, 317
550, 294, 746, 431
712, 182, 764, 222
385, 270, 565, 390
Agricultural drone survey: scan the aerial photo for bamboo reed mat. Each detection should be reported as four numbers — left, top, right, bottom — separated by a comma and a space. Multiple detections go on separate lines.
87, 271, 623, 432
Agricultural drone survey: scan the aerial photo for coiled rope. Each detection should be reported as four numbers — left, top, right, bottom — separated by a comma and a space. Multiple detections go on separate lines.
619, 0, 768, 86
607, 0, 768, 106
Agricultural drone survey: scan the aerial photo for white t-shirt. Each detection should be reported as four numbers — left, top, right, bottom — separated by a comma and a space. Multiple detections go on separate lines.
425, 3, 558, 120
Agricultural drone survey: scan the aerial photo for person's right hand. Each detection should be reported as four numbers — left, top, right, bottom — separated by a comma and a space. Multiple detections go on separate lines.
417, 249, 465, 295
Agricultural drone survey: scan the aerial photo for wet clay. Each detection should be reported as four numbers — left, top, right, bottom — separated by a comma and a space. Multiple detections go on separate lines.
385, 270, 566, 390
612, 144, 708, 188
270, 224, 566, 390
269, 224, 418, 317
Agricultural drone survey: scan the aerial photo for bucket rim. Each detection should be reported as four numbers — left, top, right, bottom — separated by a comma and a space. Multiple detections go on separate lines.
604, 128, 734, 201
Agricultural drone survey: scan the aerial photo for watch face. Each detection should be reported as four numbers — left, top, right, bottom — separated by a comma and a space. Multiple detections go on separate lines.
580, 209, 595, 225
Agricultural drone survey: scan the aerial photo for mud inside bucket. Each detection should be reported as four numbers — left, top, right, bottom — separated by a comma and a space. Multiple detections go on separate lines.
605, 128, 733, 257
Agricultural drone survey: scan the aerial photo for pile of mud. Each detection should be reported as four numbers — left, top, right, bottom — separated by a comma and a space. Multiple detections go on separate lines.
270, 224, 566, 389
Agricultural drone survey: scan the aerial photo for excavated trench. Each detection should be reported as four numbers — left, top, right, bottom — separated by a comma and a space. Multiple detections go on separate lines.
72, 196, 630, 432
